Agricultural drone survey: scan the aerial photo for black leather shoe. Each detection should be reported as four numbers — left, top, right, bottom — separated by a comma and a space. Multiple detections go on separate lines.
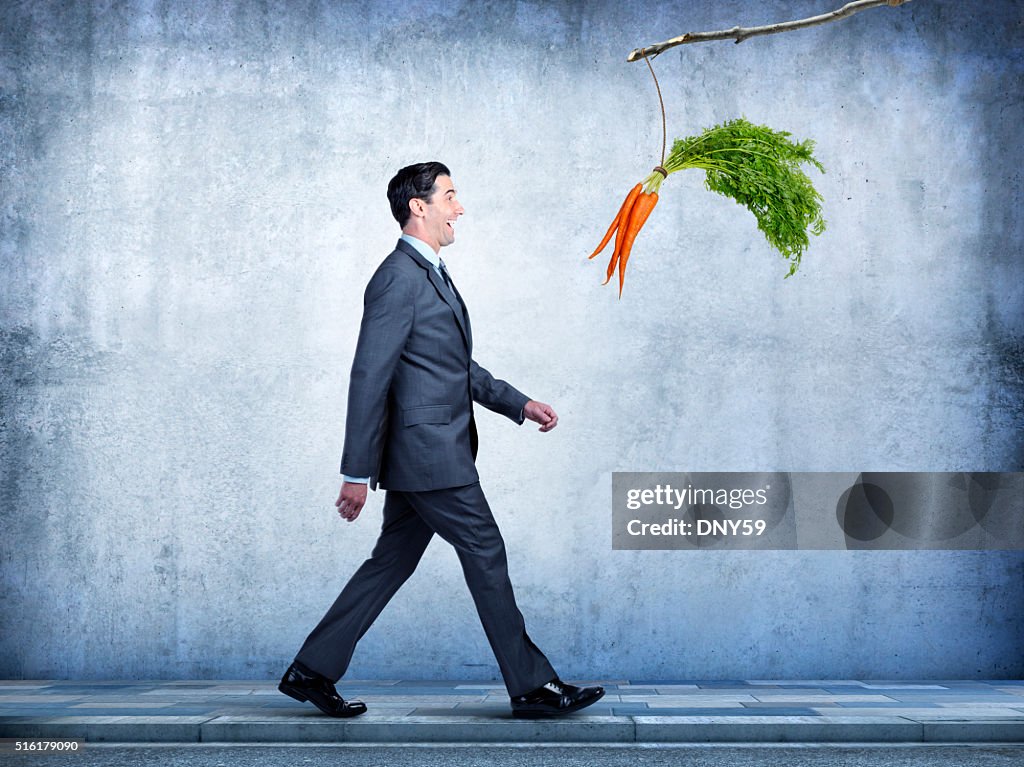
510, 678, 605, 718
278, 661, 367, 718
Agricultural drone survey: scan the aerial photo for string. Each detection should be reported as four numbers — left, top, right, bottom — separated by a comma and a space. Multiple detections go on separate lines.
642, 49, 666, 168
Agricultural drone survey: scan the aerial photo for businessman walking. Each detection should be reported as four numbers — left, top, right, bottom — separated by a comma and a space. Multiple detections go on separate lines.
279, 162, 603, 719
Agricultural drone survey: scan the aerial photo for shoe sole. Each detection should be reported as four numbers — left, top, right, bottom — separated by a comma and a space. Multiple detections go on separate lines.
278, 683, 308, 703
511, 688, 606, 719
278, 683, 366, 718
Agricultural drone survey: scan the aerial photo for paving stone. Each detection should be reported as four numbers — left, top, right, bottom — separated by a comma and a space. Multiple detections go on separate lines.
812, 707, 1024, 719
621, 694, 758, 705
749, 694, 897, 703
833, 702, 942, 708
638, 707, 825, 717
0, 695, 84, 703
746, 680, 868, 687
51, 708, 217, 716
742, 701, 840, 709
67, 702, 187, 709
409, 706, 510, 716
336, 696, 489, 707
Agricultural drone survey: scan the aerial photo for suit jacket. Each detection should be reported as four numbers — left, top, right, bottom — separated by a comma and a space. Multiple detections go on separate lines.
340, 238, 530, 491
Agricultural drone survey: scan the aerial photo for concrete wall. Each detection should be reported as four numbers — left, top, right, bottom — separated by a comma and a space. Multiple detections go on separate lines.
2, 0, 1022, 681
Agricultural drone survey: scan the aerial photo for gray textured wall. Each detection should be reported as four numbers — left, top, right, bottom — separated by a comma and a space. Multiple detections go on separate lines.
1, 0, 1022, 681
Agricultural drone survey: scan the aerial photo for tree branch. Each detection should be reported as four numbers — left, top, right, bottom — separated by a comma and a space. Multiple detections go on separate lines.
627, 0, 913, 62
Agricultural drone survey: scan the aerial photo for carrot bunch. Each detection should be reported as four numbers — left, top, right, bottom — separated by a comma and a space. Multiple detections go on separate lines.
588, 168, 665, 298
587, 119, 827, 295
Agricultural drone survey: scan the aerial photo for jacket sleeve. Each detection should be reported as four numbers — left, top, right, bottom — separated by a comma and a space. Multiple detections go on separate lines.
340, 267, 414, 477
469, 359, 530, 425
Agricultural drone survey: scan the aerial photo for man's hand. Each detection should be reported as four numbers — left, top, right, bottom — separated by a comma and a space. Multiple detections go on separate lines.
335, 481, 368, 522
524, 400, 558, 432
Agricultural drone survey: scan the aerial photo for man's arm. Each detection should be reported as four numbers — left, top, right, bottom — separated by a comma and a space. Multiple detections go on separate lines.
469, 359, 529, 423
336, 267, 414, 521
469, 360, 558, 431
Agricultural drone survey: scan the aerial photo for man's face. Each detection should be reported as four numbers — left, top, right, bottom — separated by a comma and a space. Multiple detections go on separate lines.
413, 175, 464, 251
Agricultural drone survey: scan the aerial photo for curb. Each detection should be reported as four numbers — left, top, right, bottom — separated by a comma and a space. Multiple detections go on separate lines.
3, 715, 1024, 744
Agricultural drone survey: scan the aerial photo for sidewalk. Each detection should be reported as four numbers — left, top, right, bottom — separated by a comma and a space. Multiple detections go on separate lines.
2, 680, 1023, 744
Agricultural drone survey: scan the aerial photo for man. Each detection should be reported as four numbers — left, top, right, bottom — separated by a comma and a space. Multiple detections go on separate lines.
279, 162, 603, 719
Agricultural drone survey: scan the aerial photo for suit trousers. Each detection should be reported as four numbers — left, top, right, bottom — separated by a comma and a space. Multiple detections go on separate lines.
293, 482, 556, 697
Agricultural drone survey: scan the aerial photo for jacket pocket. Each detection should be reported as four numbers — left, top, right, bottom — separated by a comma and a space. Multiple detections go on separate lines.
403, 404, 452, 426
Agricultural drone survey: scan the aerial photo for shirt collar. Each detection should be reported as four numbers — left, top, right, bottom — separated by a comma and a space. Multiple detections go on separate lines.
400, 233, 442, 270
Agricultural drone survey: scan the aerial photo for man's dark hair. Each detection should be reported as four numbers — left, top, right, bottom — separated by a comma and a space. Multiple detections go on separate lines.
387, 161, 451, 228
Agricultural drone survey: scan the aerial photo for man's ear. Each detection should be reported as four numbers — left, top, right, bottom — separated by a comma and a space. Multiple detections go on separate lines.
408, 197, 425, 220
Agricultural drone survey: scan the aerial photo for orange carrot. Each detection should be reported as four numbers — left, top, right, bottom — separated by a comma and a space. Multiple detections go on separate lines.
601, 250, 617, 285
590, 183, 641, 260
601, 187, 642, 285
617, 191, 659, 297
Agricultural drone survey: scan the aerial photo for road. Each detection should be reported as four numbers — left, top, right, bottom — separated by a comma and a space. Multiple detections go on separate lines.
5, 743, 1024, 767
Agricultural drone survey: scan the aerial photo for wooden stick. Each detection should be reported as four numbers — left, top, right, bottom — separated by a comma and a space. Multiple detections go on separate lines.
627, 0, 913, 62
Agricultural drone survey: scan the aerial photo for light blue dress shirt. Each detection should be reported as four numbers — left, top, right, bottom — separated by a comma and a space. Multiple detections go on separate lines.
400, 233, 444, 277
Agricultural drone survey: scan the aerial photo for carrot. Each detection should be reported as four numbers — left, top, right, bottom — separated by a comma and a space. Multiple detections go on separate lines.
616, 192, 659, 298
600, 231, 621, 285
601, 187, 642, 285
590, 183, 641, 260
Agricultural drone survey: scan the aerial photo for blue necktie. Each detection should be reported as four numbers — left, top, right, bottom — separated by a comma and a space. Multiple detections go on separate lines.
438, 259, 456, 296
438, 259, 467, 326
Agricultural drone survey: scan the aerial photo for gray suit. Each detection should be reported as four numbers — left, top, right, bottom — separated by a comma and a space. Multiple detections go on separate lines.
294, 239, 555, 696
340, 238, 530, 491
